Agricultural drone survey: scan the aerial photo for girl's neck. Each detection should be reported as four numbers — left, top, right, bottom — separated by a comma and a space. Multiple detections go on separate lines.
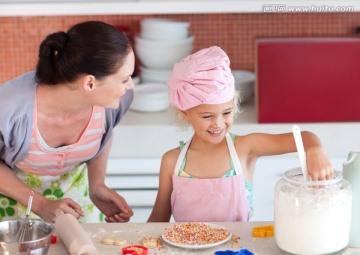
190, 134, 228, 151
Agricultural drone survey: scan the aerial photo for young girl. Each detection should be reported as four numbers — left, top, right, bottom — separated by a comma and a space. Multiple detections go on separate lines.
147, 46, 334, 222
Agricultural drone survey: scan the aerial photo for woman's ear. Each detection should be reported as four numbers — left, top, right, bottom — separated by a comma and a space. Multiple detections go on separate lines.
82, 75, 96, 92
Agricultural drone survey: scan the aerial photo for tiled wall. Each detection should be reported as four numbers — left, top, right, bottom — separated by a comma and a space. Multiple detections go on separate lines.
1, 13, 360, 84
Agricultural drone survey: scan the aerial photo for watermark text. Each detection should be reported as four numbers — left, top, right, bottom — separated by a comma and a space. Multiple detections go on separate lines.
261, 4, 354, 13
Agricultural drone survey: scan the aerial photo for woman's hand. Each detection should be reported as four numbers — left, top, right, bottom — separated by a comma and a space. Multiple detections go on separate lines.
33, 195, 83, 223
90, 183, 133, 222
306, 146, 334, 181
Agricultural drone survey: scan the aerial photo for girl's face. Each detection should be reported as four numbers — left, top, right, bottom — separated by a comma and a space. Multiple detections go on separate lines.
93, 50, 135, 109
182, 99, 235, 144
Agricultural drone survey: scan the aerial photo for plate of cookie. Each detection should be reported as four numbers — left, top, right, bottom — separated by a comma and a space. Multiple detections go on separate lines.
161, 222, 231, 249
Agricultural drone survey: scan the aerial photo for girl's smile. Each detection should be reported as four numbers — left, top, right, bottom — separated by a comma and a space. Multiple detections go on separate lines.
182, 99, 235, 144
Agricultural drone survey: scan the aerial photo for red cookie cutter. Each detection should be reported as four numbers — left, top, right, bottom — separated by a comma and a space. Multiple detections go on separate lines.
50, 235, 57, 244
122, 245, 149, 255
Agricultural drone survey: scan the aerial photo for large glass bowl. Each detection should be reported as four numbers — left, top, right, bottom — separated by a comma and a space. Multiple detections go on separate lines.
0, 219, 55, 255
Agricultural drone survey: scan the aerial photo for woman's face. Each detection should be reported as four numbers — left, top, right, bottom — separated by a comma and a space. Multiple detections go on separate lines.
93, 50, 135, 109
182, 99, 235, 144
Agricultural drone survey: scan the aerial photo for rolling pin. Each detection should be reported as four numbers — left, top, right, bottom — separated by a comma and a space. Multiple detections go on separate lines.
55, 213, 98, 255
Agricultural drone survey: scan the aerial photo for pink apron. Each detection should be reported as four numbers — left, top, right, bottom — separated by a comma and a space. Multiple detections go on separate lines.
171, 133, 250, 222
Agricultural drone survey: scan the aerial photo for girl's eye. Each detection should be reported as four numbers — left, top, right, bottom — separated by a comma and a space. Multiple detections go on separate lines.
202, 115, 212, 119
122, 79, 129, 84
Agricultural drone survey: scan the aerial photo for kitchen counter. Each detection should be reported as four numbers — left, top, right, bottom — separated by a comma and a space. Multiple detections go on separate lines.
48, 221, 359, 254
110, 99, 360, 159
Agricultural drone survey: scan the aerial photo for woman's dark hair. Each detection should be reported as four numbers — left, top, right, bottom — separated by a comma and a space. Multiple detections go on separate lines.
35, 21, 131, 85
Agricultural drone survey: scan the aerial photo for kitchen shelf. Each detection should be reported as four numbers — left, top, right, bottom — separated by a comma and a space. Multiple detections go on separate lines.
1, 0, 360, 16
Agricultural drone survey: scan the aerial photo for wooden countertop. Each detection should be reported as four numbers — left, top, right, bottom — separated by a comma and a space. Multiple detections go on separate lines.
48, 221, 359, 255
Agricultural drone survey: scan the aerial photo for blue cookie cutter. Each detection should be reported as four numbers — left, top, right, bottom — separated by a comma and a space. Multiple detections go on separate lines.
214, 249, 254, 255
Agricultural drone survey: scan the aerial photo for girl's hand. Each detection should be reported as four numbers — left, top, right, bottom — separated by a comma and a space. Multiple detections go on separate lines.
306, 147, 334, 181
33, 196, 83, 223
90, 184, 133, 223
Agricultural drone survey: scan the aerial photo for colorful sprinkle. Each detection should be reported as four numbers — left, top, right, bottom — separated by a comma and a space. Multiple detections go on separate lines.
163, 222, 230, 246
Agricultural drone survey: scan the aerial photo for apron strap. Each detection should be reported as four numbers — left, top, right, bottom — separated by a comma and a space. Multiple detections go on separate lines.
226, 133, 243, 175
174, 134, 243, 175
173, 136, 193, 175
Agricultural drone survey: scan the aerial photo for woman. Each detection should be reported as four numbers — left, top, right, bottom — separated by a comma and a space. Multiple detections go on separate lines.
0, 21, 135, 223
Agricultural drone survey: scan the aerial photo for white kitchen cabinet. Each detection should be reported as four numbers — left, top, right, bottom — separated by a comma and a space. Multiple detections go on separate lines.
105, 156, 347, 222
105, 157, 160, 222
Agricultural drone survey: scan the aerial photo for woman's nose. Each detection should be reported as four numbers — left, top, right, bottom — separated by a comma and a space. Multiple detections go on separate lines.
126, 78, 135, 90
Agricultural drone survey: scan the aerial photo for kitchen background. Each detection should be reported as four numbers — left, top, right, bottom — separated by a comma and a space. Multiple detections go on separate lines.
1, 12, 360, 83
2, 9, 360, 222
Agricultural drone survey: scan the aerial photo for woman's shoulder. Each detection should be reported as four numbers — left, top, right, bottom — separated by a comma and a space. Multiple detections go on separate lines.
0, 71, 36, 123
0, 72, 36, 167
1, 71, 37, 98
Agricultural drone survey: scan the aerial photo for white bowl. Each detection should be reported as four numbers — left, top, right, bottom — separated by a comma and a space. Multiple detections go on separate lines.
135, 35, 194, 69
141, 18, 190, 41
232, 70, 255, 104
140, 66, 172, 84
130, 83, 170, 112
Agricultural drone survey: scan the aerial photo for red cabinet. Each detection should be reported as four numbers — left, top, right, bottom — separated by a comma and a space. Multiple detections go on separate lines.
256, 37, 360, 123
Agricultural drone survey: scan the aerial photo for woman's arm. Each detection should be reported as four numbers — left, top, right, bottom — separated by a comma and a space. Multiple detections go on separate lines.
147, 149, 178, 222
87, 134, 133, 222
0, 160, 83, 222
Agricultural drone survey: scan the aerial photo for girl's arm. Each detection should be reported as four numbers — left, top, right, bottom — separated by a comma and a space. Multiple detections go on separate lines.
147, 149, 178, 222
87, 134, 133, 222
301, 131, 334, 181
236, 131, 333, 181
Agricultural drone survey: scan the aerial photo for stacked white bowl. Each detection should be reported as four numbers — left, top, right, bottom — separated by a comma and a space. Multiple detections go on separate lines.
130, 83, 170, 112
140, 66, 172, 84
135, 18, 194, 84
232, 70, 256, 104
132, 18, 193, 112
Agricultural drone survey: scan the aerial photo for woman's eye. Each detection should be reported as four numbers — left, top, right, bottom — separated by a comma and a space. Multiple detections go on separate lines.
223, 111, 232, 115
122, 79, 129, 84
202, 115, 211, 119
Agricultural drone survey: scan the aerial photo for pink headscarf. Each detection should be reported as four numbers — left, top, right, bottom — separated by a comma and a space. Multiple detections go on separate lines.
168, 46, 235, 111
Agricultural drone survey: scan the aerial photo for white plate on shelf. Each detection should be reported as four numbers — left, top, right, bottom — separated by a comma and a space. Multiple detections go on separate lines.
161, 222, 232, 249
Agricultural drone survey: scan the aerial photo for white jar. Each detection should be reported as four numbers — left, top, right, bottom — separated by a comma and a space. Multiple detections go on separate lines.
274, 167, 352, 255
